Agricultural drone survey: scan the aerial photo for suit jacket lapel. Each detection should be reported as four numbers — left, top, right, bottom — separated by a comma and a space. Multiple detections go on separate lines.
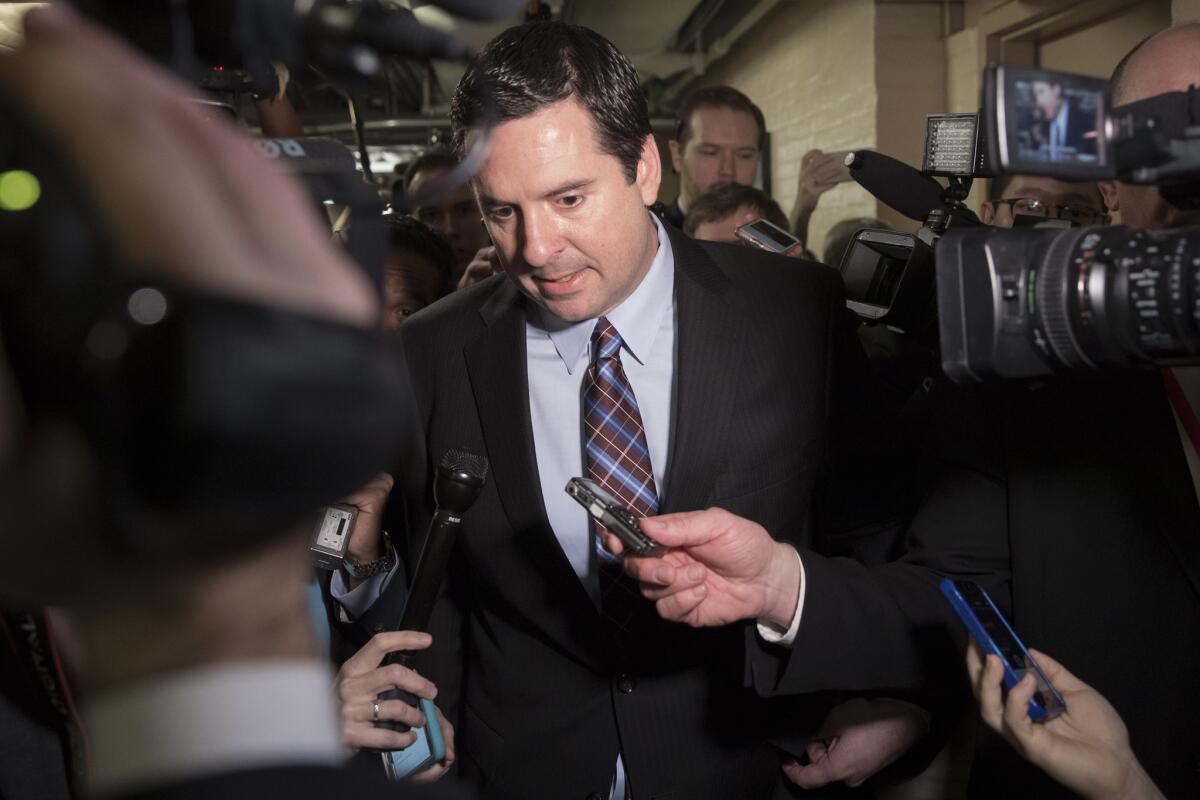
661, 230, 748, 514
463, 282, 598, 616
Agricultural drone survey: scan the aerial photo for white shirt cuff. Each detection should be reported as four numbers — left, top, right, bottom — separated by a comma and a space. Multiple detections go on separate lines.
756, 547, 805, 647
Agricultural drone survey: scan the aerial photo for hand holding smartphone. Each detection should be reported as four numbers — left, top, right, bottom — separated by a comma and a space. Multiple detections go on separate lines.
735, 218, 801, 254
941, 578, 1065, 721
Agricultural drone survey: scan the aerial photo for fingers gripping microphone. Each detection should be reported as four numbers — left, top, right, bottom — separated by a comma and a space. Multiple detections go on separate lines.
846, 149, 950, 222
376, 447, 488, 729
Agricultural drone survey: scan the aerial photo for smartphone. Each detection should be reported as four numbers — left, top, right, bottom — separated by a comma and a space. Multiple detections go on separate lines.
565, 477, 665, 557
380, 697, 446, 780
940, 578, 1066, 721
735, 218, 800, 254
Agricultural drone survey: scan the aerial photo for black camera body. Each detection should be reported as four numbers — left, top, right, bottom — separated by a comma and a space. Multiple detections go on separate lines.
843, 64, 1200, 383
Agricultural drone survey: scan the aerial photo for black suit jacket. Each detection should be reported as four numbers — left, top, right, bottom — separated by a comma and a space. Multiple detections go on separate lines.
948, 374, 1200, 798
344, 227, 863, 799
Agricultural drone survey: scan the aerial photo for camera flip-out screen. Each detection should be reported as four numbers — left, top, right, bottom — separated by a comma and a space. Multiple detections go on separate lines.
989, 65, 1113, 181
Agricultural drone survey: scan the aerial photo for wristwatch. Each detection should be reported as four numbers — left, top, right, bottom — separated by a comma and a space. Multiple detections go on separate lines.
345, 531, 395, 579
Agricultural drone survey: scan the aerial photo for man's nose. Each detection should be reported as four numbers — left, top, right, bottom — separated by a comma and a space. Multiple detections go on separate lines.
521, 209, 561, 267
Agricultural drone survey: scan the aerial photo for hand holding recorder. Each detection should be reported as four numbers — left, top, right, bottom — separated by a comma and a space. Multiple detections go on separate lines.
599, 507, 801, 631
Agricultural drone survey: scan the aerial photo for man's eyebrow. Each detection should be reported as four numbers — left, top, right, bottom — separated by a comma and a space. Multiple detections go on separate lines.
542, 179, 594, 199
476, 179, 595, 208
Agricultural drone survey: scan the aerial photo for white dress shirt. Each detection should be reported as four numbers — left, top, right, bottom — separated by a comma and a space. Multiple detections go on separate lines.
86, 660, 343, 798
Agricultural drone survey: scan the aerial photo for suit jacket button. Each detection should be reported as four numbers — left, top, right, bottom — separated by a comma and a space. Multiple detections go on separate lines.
373, 624, 386, 633
617, 673, 636, 694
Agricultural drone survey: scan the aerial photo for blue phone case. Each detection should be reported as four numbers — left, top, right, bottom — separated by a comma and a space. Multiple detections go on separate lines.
381, 697, 446, 780
940, 578, 1066, 721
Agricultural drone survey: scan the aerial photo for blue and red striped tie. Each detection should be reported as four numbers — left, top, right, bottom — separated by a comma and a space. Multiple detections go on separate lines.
584, 317, 658, 635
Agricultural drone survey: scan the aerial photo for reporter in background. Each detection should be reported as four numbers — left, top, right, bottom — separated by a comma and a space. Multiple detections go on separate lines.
683, 182, 811, 258
382, 216, 456, 330
979, 173, 1109, 228
0, 7, 461, 799
403, 150, 493, 286
662, 85, 766, 229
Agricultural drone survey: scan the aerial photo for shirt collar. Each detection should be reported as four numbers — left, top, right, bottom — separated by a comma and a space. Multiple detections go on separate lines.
533, 212, 675, 375
86, 660, 343, 797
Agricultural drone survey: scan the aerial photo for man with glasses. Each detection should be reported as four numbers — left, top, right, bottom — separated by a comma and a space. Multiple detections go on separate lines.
979, 174, 1109, 228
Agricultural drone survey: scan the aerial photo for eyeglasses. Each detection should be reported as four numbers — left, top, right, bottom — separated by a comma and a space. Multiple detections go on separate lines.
995, 197, 1111, 226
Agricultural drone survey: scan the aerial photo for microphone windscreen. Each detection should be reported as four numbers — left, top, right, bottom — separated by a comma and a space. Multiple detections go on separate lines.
848, 150, 948, 222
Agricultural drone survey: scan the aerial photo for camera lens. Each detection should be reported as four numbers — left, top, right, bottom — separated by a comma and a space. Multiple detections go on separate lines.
1036, 226, 1200, 369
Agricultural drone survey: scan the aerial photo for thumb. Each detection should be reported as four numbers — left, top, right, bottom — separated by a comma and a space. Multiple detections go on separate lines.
639, 508, 724, 548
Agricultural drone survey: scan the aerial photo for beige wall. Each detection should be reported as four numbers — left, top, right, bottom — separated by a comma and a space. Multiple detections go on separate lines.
675, 0, 880, 255
671, 0, 1180, 252
1040, 1, 1170, 77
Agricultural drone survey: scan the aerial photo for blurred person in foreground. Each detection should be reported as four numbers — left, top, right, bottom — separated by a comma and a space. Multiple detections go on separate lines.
0, 6, 461, 799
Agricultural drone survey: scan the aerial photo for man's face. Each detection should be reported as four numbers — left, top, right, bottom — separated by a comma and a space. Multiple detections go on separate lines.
669, 106, 760, 207
1031, 81, 1064, 121
980, 176, 1107, 228
469, 98, 661, 323
383, 249, 443, 331
409, 166, 492, 273
1099, 26, 1200, 230
693, 203, 761, 244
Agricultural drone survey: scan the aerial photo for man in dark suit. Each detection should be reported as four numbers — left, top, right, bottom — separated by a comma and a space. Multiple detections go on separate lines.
0, 7, 463, 800
329, 20, 963, 800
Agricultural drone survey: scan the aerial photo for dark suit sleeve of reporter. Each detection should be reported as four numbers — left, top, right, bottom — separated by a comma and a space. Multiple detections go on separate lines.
746, 382, 1013, 696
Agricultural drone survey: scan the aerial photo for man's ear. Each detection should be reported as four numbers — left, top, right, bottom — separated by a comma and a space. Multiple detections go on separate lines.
667, 139, 683, 175
636, 134, 662, 206
979, 200, 996, 225
1098, 180, 1120, 213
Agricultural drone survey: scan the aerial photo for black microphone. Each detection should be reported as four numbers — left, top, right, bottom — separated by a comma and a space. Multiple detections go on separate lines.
393, 447, 489, 635
846, 149, 949, 222
375, 447, 488, 727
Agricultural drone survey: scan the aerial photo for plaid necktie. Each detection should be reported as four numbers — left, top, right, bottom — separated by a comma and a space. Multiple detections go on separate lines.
583, 317, 658, 637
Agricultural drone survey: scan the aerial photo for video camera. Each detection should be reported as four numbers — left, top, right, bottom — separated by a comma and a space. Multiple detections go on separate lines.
841, 64, 1200, 382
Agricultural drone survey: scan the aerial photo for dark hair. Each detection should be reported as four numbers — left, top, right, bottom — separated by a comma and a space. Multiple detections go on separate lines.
674, 85, 766, 150
386, 215, 456, 297
990, 173, 1017, 201
823, 217, 889, 268
402, 149, 460, 194
450, 21, 652, 183
683, 183, 787, 235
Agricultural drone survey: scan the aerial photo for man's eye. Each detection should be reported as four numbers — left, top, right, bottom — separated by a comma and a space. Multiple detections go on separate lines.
737, 151, 758, 160
559, 194, 583, 208
488, 206, 514, 221
697, 148, 719, 157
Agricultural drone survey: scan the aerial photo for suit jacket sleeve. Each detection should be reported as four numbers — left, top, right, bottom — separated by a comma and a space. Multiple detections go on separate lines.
747, 380, 1013, 696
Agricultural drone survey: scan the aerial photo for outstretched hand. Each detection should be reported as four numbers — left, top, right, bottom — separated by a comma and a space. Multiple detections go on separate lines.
967, 645, 1163, 800
601, 508, 800, 630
